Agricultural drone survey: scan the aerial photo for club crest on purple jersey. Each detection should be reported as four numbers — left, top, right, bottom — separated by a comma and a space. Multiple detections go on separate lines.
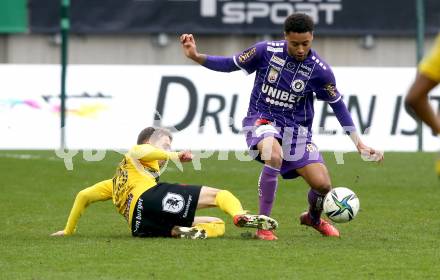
291, 79, 305, 93
268, 67, 279, 83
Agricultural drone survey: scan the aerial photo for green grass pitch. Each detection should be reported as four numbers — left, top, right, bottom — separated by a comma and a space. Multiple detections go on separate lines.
0, 150, 439, 279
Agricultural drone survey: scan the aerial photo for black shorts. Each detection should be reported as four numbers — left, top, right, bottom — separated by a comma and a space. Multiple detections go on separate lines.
131, 182, 202, 238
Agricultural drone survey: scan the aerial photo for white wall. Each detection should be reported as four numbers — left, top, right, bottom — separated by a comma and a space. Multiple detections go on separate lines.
1, 65, 439, 152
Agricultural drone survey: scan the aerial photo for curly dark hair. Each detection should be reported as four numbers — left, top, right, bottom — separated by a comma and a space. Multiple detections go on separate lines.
284, 13, 314, 34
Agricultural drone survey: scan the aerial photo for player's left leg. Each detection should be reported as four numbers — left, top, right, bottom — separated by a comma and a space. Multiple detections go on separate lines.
296, 162, 331, 222
197, 186, 278, 230
191, 216, 226, 238
296, 163, 340, 237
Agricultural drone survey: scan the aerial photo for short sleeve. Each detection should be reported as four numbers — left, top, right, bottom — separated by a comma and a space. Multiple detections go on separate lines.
314, 67, 342, 103
419, 34, 440, 82
233, 41, 266, 75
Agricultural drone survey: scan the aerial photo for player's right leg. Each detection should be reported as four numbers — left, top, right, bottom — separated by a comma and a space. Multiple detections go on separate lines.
196, 186, 278, 231
243, 117, 283, 240
254, 136, 283, 240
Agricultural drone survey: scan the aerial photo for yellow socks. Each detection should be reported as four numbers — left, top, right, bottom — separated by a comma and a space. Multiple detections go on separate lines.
195, 221, 225, 238
215, 190, 246, 217
435, 158, 440, 177
193, 190, 248, 238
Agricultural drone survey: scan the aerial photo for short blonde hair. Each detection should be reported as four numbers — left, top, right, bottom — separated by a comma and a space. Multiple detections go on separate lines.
137, 127, 173, 144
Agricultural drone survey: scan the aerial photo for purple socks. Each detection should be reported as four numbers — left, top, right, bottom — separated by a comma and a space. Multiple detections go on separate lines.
258, 165, 280, 216
308, 189, 326, 225
258, 164, 327, 225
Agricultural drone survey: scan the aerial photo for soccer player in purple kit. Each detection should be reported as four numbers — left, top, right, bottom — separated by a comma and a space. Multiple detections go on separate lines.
180, 13, 383, 240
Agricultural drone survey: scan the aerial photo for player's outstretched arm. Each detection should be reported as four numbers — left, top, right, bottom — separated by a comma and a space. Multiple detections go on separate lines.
129, 144, 193, 163
317, 67, 384, 162
51, 180, 112, 237
129, 144, 178, 161
329, 100, 384, 162
349, 132, 384, 162
180, 33, 206, 64
180, 33, 239, 72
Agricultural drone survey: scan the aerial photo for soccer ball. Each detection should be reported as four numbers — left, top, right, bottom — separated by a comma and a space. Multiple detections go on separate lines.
323, 187, 360, 223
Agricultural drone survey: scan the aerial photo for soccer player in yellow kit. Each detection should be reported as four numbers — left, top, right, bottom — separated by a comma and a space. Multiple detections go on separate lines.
405, 34, 440, 174
51, 127, 278, 239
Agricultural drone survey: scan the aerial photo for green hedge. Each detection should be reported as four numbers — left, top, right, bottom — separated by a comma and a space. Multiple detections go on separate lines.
0, 0, 27, 33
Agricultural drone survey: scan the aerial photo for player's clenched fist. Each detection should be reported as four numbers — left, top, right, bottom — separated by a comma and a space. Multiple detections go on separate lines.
180, 33, 195, 45
180, 34, 196, 57
178, 150, 193, 162
179, 34, 205, 64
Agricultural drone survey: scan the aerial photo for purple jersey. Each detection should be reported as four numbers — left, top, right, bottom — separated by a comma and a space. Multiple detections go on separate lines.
234, 41, 341, 138
202, 40, 356, 177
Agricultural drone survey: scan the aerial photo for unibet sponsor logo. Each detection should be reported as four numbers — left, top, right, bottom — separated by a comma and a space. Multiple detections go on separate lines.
261, 83, 303, 109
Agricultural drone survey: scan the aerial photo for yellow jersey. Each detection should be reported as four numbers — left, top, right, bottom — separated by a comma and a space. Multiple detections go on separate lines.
63, 144, 179, 235
419, 33, 440, 82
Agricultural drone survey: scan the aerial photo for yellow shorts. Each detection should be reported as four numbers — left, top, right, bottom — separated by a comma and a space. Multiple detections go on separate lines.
419, 34, 440, 82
